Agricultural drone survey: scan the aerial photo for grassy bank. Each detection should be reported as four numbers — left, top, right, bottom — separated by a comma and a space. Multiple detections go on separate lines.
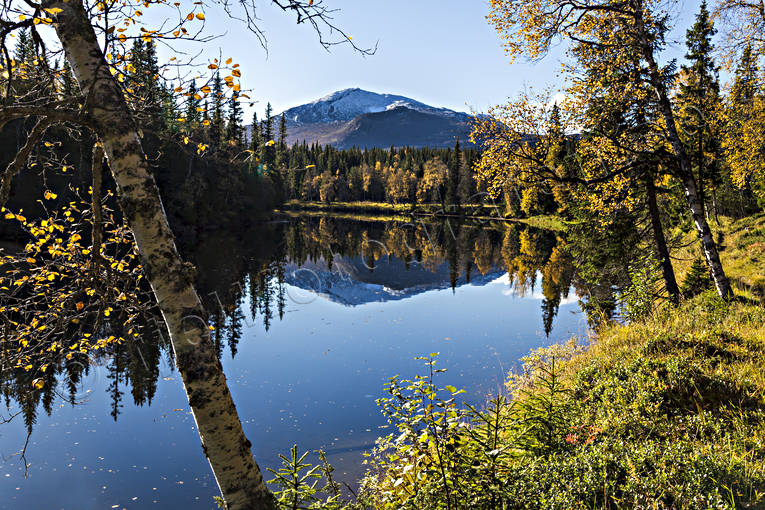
280, 200, 568, 231
712, 213, 765, 297
281, 199, 418, 216
350, 214, 765, 508
349, 294, 765, 508
266, 214, 765, 509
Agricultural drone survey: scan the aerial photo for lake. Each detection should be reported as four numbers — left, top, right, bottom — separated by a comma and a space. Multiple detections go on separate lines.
0, 214, 600, 509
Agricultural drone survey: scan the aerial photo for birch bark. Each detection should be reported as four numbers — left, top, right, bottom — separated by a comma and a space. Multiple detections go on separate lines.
635, 9, 734, 300
46, 1, 275, 507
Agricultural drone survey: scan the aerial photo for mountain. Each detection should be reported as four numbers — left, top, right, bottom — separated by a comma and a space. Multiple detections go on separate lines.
284, 255, 504, 307
277, 88, 475, 149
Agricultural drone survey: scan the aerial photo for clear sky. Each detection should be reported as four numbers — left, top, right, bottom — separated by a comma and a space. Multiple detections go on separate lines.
155, 0, 706, 119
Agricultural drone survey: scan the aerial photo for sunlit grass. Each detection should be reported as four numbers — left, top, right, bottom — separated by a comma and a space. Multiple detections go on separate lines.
349, 214, 765, 508
672, 213, 765, 297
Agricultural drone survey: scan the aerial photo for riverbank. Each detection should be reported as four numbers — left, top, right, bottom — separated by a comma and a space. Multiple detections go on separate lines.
349, 213, 765, 508
279, 199, 568, 231
258, 214, 765, 509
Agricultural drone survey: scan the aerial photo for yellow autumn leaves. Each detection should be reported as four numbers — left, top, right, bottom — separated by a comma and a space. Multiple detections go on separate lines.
1, 195, 149, 379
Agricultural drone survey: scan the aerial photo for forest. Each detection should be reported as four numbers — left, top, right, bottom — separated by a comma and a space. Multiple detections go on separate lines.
0, 0, 765, 509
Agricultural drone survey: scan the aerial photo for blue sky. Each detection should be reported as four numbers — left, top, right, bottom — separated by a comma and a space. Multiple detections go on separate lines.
157, 0, 706, 119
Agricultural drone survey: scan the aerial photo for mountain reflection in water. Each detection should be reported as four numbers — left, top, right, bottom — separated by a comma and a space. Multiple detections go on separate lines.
0, 214, 626, 510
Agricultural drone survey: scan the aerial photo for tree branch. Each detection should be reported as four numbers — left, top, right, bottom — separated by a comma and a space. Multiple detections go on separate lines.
0, 117, 53, 207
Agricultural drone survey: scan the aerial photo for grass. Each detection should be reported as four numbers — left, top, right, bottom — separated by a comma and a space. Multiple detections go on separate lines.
264, 214, 764, 509
281, 200, 417, 216
516, 214, 568, 232
717, 213, 765, 296
669, 213, 765, 298
279, 208, 415, 224
350, 214, 765, 509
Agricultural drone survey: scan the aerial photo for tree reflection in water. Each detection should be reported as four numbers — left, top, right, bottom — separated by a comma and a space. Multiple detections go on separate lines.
1, 214, 630, 447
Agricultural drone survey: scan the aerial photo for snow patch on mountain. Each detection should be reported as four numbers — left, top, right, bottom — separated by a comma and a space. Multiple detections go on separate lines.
282, 88, 463, 125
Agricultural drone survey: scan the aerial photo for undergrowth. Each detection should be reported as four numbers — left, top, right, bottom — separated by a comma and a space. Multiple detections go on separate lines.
265, 215, 765, 509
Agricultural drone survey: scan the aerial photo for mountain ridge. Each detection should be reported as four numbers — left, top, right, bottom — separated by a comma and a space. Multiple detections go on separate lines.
270, 88, 475, 149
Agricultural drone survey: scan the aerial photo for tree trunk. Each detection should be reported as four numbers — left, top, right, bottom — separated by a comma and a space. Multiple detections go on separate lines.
91, 144, 104, 284
645, 175, 680, 304
48, 1, 275, 508
697, 131, 707, 220
635, 20, 733, 300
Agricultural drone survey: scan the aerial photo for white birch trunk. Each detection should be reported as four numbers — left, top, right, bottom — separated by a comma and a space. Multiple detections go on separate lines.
636, 16, 734, 300
46, 1, 275, 507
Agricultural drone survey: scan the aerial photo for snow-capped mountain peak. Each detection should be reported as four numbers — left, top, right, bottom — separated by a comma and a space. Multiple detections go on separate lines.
271, 88, 475, 149
283, 88, 456, 125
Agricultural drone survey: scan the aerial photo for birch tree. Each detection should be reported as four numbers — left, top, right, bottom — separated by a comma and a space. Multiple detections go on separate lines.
0, 0, 370, 508
481, 0, 733, 300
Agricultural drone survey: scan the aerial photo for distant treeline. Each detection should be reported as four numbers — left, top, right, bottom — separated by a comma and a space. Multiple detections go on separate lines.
3, 31, 492, 240
272, 141, 482, 207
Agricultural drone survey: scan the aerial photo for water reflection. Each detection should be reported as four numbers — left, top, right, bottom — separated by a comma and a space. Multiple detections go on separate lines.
0, 214, 630, 509
186, 215, 617, 349
2, 215, 628, 427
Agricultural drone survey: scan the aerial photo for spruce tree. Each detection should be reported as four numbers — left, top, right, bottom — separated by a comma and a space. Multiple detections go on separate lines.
446, 139, 461, 211
161, 83, 181, 134
14, 28, 34, 64
457, 149, 474, 205
129, 39, 147, 87
732, 45, 759, 106
201, 99, 210, 141
226, 91, 243, 145
142, 41, 161, 115
60, 60, 78, 98
185, 81, 201, 124
725, 44, 765, 208
677, 0, 722, 217
262, 102, 275, 170
210, 72, 224, 149
681, 257, 713, 298
250, 111, 261, 164
129, 40, 162, 134
276, 113, 287, 168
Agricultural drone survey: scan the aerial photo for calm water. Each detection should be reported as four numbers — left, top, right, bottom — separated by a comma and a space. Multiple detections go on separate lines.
0, 215, 596, 509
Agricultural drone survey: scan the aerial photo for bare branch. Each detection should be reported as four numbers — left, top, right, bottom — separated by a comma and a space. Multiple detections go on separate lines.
0, 117, 53, 207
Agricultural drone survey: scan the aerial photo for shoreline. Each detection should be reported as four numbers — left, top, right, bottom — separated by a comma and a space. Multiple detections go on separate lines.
351, 212, 765, 507
278, 200, 568, 231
